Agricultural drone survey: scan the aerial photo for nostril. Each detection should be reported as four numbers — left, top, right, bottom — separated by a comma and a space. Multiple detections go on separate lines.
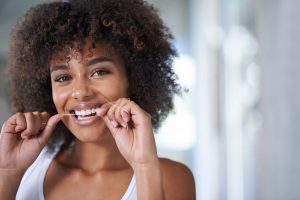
71, 90, 93, 100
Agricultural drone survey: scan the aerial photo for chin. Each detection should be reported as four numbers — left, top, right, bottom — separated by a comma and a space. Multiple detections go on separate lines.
68, 123, 110, 143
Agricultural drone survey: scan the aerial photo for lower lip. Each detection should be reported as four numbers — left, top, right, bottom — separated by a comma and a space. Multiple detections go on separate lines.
72, 114, 101, 126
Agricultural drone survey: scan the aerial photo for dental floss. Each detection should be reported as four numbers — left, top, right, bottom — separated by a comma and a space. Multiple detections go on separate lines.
61, 113, 76, 116
59, 94, 131, 129
61, 93, 113, 117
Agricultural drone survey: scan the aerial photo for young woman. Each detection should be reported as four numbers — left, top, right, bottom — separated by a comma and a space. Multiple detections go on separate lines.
0, 0, 196, 199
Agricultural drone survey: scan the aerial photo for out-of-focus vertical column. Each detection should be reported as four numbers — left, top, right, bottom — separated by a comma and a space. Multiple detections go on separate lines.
190, 0, 222, 199
257, 0, 300, 199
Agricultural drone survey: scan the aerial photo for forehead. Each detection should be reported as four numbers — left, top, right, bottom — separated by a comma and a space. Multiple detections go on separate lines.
50, 41, 121, 66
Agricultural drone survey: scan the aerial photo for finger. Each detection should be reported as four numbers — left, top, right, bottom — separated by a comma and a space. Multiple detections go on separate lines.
115, 99, 129, 128
96, 102, 122, 136
22, 112, 45, 138
121, 109, 131, 123
40, 112, 50, 130
38, 114, 61, 146
22, 112, 37, 137
1, 112, 26, 134
120, 100, 152, 127
107, 101, 120, 127
120, 98, 132, 123
32, 112, 42, 134
96, 103, 111, 117
107, 100, 119, 120
21, 112, 51, 139
15, 113, 27, 133
14, 112, 27, 133
119, 103, 133, 129
100, 114, 119, 138
96, 103, 120, 129
31, 112, 51, 135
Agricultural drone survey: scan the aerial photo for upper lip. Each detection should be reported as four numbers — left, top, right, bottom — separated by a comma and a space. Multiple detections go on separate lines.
68, 102, 103, 113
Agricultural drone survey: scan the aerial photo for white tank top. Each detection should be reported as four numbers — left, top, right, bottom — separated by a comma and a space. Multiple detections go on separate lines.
16, 147, 137, 200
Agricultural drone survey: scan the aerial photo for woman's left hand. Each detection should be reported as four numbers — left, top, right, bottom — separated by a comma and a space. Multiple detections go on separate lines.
96, 98, 158, 169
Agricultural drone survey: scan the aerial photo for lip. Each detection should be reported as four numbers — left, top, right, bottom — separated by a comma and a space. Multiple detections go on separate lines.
68, 102, 103, 112
72, 114, 102, 126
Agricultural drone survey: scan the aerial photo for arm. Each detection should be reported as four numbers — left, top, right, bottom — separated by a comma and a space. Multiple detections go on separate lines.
160, 159, 196, 200
98, 98, 196, 199
97, 98, 164, 199
0, 169, 23, 200
0, 169, 24, 200
0, 112, 61, 199
133, 159, 164, 200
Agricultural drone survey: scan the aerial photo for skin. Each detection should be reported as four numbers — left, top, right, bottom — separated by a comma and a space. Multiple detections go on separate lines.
0, 41, 196, 200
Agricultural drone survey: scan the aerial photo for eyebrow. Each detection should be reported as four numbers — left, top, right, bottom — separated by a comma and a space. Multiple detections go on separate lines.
50, 57, 115, 73
87, 57, 114, 66
50, 65, 69, 73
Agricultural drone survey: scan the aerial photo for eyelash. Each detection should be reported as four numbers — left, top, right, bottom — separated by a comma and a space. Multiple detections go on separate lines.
53, 69, 110, 83
54, 75, 71, 82
91, 69, 110, 77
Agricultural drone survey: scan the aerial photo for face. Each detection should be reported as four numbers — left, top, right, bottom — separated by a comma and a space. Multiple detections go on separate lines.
50, 42, 129, 143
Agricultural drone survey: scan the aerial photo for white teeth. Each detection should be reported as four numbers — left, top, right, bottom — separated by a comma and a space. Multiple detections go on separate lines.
74, 108, 98, 117
86, 110, 92, 115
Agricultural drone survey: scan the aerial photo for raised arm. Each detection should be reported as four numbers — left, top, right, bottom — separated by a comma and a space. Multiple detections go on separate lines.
0, 112, 61, 199
97, 98, 164, 199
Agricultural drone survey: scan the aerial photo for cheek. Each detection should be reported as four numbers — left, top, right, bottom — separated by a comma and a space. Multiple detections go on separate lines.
116, 74, 129, 95
51, 86, 68, 110
123, 79, 129, 96
52, 89, 60, 109
110, 77, 129, 98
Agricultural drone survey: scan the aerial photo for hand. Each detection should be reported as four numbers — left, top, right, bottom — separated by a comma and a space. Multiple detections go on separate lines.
0, 112, 61, 173
97, 98, 159, 169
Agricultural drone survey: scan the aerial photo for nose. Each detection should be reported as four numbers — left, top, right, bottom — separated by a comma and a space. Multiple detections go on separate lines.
71, 78, 94, 101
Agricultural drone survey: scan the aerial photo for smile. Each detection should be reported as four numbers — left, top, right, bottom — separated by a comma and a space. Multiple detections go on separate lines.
70, 107, 100, 120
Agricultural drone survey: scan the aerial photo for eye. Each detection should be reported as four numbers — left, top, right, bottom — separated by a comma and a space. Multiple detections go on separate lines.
91, 69, 109, 77
54, 75, 72, 82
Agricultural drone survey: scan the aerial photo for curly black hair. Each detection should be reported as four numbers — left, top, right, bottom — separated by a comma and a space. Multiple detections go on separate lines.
6, 0, 181, 148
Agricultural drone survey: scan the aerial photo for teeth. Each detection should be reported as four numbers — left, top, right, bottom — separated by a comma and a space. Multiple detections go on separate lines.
86, 110, 92, 115
74, 108, 98, 117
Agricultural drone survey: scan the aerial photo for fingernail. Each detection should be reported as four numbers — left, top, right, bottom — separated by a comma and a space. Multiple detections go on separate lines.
111, 120, 118, 128
121, 122, 127, 128
121, 112, 129, 122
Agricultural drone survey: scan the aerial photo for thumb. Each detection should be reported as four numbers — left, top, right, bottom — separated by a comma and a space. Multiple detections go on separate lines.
96, 108, 118, 138
38, 114, 61, 146
101, 115, 119, 138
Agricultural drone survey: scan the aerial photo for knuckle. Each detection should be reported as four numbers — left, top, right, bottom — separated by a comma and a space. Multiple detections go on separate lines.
15, 112, 24, 119
41, 112, 50, 117
25, 112, 33, 118
18, 121, 26, 128
107, 111, 114, 120
15, 112, 23, 116
22, 129, 30, 136
122, 97, 129, 103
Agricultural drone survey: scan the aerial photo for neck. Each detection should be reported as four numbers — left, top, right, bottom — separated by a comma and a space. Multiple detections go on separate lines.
60, 138, 130, 174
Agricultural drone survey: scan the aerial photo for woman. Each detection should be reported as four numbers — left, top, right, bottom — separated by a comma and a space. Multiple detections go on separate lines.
0, 0, 196, 199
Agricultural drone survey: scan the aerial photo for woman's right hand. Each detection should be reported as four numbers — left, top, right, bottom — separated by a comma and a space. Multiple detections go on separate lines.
0, 112, 61, 173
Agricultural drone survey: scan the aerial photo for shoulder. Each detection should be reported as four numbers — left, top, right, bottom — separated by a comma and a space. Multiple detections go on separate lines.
159, 158, 196, 200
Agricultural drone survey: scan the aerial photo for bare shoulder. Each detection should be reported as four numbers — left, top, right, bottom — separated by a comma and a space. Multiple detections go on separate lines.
159, 158, 196, 200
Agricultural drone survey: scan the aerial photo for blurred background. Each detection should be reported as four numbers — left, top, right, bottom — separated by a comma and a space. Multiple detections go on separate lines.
1, 0, 300, 199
